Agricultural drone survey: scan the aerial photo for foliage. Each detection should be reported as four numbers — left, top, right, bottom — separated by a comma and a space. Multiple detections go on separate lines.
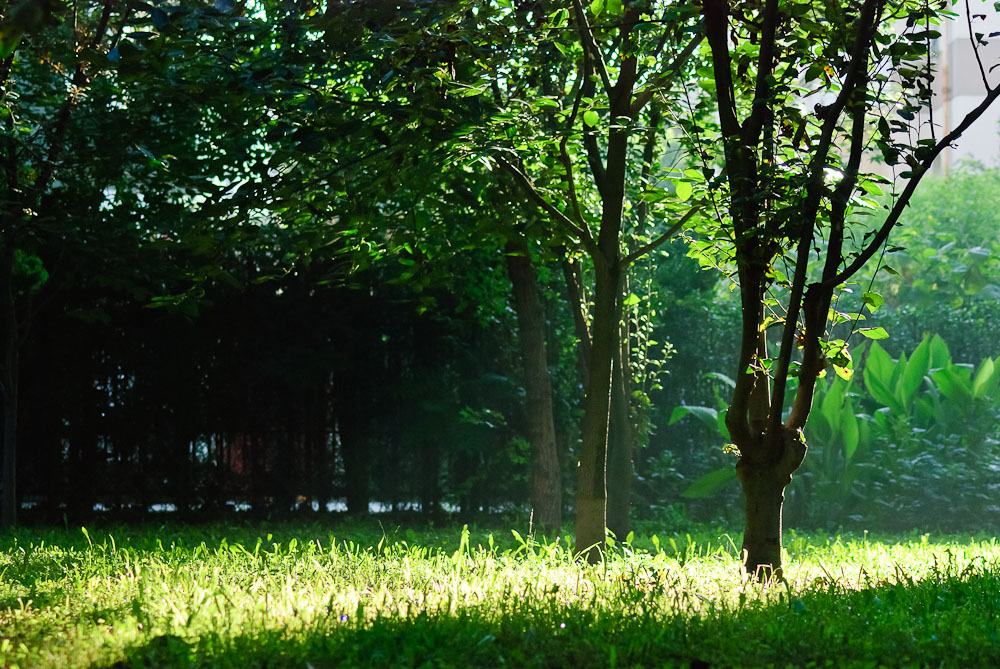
678, 333, 1000, 531
861, 169, 1000, 309
790, 335, 1000, 529
6, 521, 1000, 666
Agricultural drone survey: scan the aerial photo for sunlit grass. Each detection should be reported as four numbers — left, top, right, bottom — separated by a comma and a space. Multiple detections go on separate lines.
2, 520, 1000, 667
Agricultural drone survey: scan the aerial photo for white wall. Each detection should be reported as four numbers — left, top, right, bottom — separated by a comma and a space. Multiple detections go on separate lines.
932, 0, 1000, 173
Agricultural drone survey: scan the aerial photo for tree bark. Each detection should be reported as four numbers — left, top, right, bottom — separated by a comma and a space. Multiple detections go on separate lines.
605, 340, 632, 540
575, 257, 621, 561
737, 428, 805, 578
738, 462, 785, 578
573, 19, 636, 558
505, 240, 562, 533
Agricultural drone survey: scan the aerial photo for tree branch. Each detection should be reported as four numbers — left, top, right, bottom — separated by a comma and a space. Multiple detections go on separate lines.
965, 0, 990, 91
623, 206, 700, 265
633, 106, 661, 239
741, 0, 779, 146
702, 0, 740, 139
571, 0, 613, 95
559, 56, 593, 235
630, 33, 704, 116
823, 81, 1000, 290
579, 41, 607, 196
495, 157, 596, 253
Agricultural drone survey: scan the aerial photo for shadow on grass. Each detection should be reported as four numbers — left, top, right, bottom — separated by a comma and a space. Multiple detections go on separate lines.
102, 569, 1000, 668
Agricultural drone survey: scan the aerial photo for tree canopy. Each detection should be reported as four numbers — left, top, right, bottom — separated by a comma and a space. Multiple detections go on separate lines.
1, 0, 999, 581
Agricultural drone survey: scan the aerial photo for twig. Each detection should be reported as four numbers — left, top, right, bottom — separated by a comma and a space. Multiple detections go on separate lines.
623, 206, 700, 265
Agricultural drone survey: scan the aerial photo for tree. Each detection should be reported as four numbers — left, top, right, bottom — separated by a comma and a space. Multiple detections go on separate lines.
463, 0, 703, 558
696, 0, 1000, 577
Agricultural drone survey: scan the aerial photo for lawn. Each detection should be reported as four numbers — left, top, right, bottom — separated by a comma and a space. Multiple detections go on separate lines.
2, 518, 1000, 667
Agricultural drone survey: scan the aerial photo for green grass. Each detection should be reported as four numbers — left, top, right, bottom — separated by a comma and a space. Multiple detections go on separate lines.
3, 519, 1000, 667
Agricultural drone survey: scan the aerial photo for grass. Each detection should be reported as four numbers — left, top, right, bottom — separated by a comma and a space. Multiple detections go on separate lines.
2, 519, 1000, 667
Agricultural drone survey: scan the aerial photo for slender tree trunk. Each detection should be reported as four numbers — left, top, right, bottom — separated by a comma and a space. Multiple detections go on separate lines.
606, 344, 632, 540
311, 386, 331, 512
506, 239, 562, 533
575, 257, 621, 561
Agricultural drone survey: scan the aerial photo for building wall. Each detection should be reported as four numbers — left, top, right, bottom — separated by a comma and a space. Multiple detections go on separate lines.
932, 1, 1000, 173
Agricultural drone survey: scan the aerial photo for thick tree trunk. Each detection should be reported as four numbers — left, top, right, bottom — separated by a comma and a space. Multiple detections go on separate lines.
738, 462, 786, 578
605, 346, 632, 540
575, 258, 621, 561
737, 429, 806, 579
505, 240, 562, 533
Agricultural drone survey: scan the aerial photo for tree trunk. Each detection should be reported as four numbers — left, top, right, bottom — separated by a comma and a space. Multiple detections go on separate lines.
505, 240, 562, 534
574, 258, 621, 561
738, 461, 786, 579
606, 345, 632, 540
737, 429, 806, 579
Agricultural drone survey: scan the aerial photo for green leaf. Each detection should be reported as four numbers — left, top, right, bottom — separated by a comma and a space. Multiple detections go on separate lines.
589, 0, 605, 17
859, 180, 883, 197
971, 357, 996, 399
680, 467, 737, 499
623, 292, 641, 307
669, 404, 716, 426
863, 343, 905, 415
674, 180, 693, 201
703, 372, 736, 388
842, 403, 860, 464
606, 0, 623, 14
862, 291, 883, 314
858, 326, 889, 339
929, 334, 952, 370
898, 334, 931, 411
931, 366, 972, 404
0, 25, 23, 59
583, 110, 599, 127
820, 377, 847, 435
